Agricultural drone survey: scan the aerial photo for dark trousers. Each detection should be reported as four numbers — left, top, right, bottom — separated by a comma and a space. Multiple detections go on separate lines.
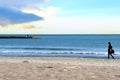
108, 53, 115, 59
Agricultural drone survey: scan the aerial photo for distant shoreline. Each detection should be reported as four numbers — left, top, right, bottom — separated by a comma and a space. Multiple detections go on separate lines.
0, 35, 39, 39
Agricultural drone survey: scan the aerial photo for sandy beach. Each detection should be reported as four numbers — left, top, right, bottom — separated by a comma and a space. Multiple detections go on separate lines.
0, 57, 120, 80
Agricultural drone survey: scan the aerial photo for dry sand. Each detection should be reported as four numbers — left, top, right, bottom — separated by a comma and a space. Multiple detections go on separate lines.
0, 57, 120, 80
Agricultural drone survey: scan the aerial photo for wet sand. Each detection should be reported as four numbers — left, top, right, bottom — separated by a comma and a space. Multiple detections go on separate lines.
0, 57, 120, 80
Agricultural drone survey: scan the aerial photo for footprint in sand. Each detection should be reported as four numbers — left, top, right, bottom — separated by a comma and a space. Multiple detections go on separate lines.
23, 61, 29, 63
115, 75, 120, 77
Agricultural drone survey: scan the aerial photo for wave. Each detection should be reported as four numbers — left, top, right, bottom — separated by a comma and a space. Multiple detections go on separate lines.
0, 50, 119, 59
0, 46, 119, 56
0, 49, 109, 55
0, 48, 120, 59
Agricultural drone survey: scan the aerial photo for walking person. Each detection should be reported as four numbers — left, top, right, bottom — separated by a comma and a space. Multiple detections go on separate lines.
108, 42, 115, 59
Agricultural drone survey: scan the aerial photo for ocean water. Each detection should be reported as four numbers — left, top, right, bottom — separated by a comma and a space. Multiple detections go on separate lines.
0, 34, 120, 59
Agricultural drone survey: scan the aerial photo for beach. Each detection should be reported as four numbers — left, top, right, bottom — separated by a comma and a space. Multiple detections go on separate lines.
0, 57, 119, 80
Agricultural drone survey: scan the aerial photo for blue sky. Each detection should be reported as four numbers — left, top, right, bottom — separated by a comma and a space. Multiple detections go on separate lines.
0, 0, 120, 34
40, 0, 120, 16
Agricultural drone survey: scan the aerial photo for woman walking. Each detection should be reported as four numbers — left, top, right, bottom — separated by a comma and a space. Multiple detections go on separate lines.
108, 42, 115, 59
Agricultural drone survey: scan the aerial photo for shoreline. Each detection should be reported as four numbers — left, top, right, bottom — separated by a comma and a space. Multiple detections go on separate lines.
0, 57, 120, 80
0, 35, 39, 39
0, 54, 118, 59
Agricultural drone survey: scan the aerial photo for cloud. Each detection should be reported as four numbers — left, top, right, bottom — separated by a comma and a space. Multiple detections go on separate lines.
22, 6, 61, 17
0, 21, 43, 34
0, 0, 60, 26
0, 7, 43, 26
1, 21, 42, 29
0, 0, 60, 17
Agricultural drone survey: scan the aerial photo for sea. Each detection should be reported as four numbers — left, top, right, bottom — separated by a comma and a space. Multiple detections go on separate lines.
0, 34, 120, 59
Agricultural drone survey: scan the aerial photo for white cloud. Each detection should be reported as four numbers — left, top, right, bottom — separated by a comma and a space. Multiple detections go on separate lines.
0, 21, 42, 34
22, 6, 61, 17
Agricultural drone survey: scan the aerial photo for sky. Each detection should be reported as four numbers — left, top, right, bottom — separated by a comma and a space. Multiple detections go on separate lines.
0, 0, 120, 34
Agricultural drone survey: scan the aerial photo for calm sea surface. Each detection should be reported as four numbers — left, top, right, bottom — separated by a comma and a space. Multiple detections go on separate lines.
0, 34, 120, 59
